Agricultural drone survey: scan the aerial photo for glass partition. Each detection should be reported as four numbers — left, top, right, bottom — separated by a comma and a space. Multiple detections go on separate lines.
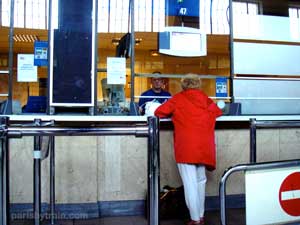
96, 0, 231, 115
4, 0, 300, 115
232, 0, 300, 114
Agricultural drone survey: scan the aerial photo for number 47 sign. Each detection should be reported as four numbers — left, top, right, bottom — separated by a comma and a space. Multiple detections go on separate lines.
178, 7, 187, 15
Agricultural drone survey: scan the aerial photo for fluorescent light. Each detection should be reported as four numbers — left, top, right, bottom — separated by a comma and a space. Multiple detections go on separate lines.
13, 34, 39, 42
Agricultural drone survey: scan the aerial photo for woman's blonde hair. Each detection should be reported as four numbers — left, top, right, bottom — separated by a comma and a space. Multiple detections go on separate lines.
181, 73, 201, 90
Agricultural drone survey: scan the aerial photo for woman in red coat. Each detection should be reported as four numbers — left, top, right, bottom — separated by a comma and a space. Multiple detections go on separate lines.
155, 74, 222, 225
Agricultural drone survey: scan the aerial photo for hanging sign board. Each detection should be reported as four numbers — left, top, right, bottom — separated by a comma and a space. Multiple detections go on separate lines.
107, 57, 126, 85
216, 78, 228, 97
34, 41, 48, 66
166, 0, 199, 17
17, 54, 37, 82
246, 167, 300, 225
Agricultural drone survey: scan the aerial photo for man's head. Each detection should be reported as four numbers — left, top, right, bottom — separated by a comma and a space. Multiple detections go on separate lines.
151, 77, 164, 93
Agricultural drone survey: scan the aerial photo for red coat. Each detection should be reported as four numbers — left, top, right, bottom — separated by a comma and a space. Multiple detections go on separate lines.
154, 89, 222, 170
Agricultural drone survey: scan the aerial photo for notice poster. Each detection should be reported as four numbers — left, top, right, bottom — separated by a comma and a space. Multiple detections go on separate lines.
107, 57, 126, 85
17, 54, 37, 82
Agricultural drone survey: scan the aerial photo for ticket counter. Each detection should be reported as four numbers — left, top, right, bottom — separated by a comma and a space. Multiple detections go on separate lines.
5, 115, 300, 218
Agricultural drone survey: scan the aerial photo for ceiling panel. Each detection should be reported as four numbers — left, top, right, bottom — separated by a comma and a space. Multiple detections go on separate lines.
0, 27, 229, 55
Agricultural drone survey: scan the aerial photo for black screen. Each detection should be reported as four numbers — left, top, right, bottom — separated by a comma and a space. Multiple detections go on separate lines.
116, 33, 131, 58
52, 0, 93, 104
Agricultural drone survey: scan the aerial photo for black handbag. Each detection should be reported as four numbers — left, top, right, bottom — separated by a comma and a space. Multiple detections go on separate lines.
159, 185, 189, 220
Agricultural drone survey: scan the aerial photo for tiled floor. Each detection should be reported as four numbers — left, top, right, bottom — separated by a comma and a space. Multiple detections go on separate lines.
10, 208, 245, 225
11, 208, 300, 225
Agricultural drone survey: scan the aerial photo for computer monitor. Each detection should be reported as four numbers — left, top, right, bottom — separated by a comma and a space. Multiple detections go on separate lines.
101, 78, 125, 105
115, 33, 131, 58
159, 26, 207, 57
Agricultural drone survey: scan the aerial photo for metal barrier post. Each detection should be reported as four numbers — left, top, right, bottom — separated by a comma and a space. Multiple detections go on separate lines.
49, 136, 57, 225
219, 165, 247, 225
33, 119, 42, 225
1, 116, 10, 225
147, 116, 160, 225
249, 118, 256, 163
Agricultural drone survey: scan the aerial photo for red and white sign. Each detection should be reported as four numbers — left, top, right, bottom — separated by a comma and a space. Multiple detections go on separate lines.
246, 167, 300, 225
279, 172, 300, 217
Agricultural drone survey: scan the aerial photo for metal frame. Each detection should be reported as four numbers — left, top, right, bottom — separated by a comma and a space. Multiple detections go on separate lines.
130, 0, 135, 105
6, 0, 15, 114
228, 0, 234, 103
0, 117, 9, 225
47, 0, 52, 115
93, 0, 99, 116
0, 116, 160, 225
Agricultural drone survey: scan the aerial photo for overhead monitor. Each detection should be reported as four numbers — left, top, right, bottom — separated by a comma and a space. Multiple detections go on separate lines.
116, 33, 131, 58
159, 26, 207, 57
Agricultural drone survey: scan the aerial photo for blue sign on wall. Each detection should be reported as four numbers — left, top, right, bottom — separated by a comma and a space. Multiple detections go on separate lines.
216, 78, 228, 97
34, 41, 48, 66
166, 0, 199, 17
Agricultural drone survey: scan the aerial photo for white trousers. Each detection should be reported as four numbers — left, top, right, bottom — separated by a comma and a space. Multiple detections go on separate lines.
177, 163, 207, 221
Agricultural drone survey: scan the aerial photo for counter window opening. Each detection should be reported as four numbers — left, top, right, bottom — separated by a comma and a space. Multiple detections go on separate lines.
2, 0, 300, 115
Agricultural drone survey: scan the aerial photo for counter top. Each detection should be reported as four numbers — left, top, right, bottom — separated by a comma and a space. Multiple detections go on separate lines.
2, 114, 300, 123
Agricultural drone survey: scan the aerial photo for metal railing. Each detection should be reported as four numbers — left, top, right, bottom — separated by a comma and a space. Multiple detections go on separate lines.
219, 159, 300, 225
0, 116, 160, 225
249, 118, 300, 163
219, 119, 300, 225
